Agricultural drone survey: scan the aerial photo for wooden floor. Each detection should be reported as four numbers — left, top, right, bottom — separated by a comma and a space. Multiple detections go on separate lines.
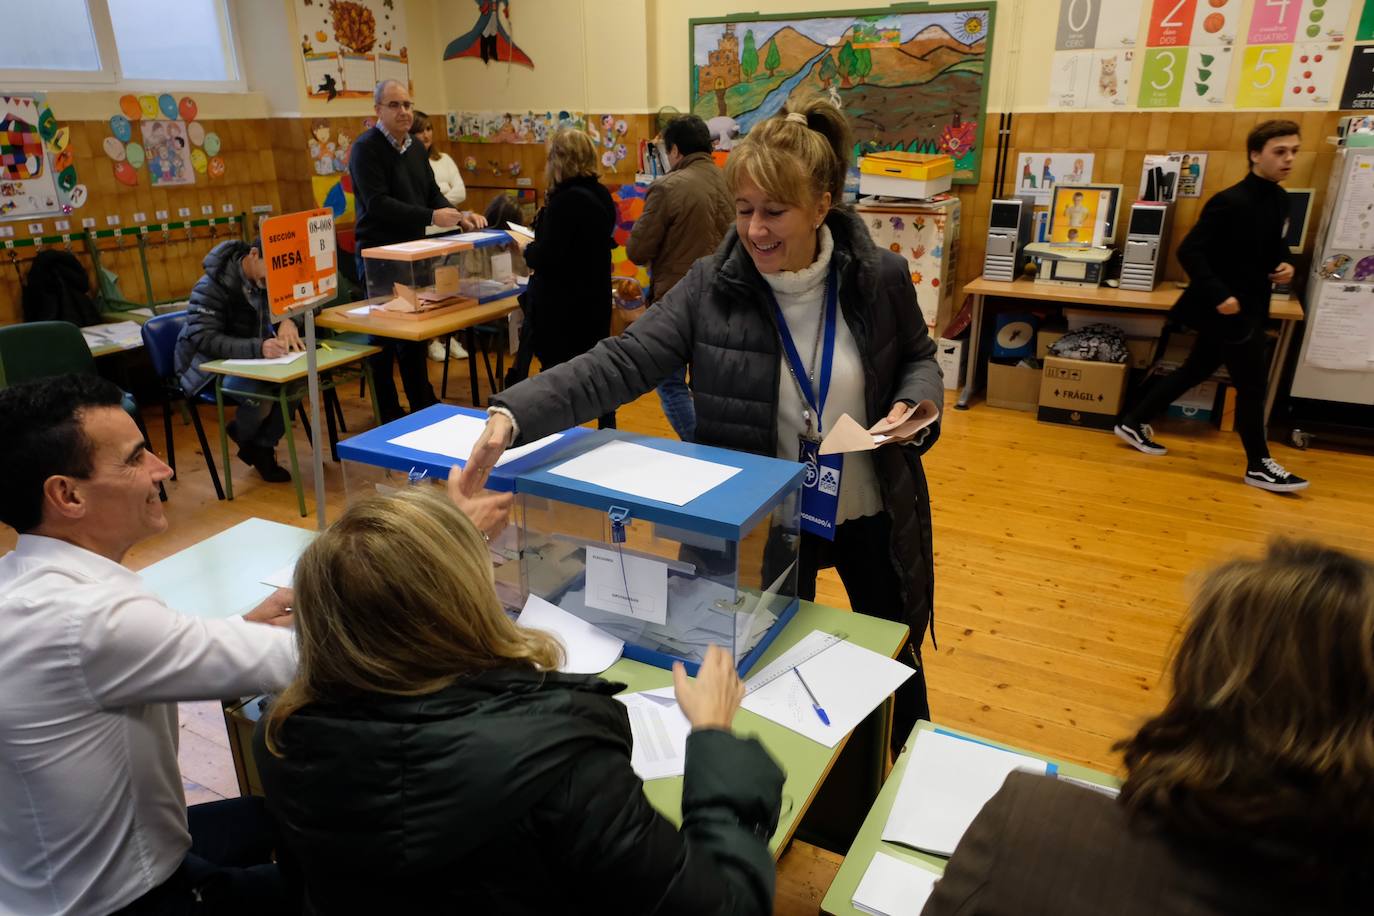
10, 353, 1373, 915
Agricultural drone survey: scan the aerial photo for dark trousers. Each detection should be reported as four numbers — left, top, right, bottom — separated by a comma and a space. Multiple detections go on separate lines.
116, 798, 295, 916
369, 340, 438, 422
797, 512, 929, 755
1123, 325, 1270, 463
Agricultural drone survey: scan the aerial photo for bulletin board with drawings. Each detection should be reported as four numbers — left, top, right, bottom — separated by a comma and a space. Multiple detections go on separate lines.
1048, 0, 1366, 111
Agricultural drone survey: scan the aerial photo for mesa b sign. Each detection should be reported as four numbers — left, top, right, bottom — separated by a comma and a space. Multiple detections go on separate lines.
261, 208, 338, 317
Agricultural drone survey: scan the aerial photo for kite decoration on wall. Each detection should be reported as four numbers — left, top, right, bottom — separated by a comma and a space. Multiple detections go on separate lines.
1, 93, 84, 220
444, 0, 533, 68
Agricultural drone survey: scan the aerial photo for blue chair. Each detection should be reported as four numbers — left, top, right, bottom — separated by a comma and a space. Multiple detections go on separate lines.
141, 312, 225, 500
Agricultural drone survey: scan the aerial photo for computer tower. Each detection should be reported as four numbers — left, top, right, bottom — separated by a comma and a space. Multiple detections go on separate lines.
982, 197, 1034, 281
1119, 202, 1172, 292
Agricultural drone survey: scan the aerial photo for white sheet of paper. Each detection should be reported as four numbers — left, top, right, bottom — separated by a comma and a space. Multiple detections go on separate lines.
506, 222, 534, 239
220, 350, 309, 367
490, 250, 514, 281
548, 440, 741, 506
881, 729, 1048, 856
1304, 283, 1374, 370
583, 546, 668, 625
851, 852, 941, 916
516, 594, 624, 674
615, 692, 691, 780
259, 562, 295, 589
384, 238, 462, 253
740, 632, 914, 748
81, 321, 143, 350
386, 413, 563, 467
345, 304, 374, 316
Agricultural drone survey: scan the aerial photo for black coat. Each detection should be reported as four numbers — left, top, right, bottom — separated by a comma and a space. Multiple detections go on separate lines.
252, 669, 784, 915
174, 240, 292, 395
349, 126, 450, 249
1170, 172, 1290, 337
522, 175, 616, 365
493, 207, 944, 646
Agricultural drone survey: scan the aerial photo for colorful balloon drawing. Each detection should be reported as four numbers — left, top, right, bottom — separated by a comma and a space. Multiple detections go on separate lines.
202, 132, 221, 156
110, 114, 132, 142
191, 148, 208, 173
119, 94, 142, 120
207, 156, 225, 178
178, 97, 198, 121
48, 126, 70, 153
113, 160, 139, 186
103, 136, 127, 161
138, 95, 160, 119
188, 121, 206, 147
68, 184, 88, 209
125, 142, 145, 168
157, 93, 178, 120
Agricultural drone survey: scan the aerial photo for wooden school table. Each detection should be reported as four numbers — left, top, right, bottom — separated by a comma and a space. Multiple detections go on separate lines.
197, 341, 380, 517
137, 517, 910, 857
819, 719, 1120, 916
956, 277, 1305, 426
315, 293, 520, 406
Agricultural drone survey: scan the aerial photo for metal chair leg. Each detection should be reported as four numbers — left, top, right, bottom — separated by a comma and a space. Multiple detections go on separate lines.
161, 391, 177, 480
324, 392, 340, 463
280, 388, 306, 517
215, 378, 234, 501
188, 399, 225, 500
329, 387, 348, 433
440, 333, 452, 401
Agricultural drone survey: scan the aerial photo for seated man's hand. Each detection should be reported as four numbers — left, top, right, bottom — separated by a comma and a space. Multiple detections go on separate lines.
433, 207, 462, 228
262, 337, 289, 359
245, 588, 294, 627
274, 320, 305, 352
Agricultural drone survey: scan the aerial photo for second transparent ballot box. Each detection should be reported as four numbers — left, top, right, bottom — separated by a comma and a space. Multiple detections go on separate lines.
336, 404, 589, 610
447, 229, 526, 301
514, 431, 805, 674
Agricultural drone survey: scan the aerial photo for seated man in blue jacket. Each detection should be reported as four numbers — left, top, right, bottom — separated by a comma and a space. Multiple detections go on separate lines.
174, 238, 301, 482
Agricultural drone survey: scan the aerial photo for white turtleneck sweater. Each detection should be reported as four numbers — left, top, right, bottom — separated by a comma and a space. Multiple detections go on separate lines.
766, 226, 883, 525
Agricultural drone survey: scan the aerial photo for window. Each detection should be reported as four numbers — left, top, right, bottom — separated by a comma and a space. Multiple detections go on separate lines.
0, 0, 241, 88
0, 0, 103, 72
107, 0, 238, 82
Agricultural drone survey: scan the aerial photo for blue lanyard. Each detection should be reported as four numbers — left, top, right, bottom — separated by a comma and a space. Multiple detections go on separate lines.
766, 265, 839, 435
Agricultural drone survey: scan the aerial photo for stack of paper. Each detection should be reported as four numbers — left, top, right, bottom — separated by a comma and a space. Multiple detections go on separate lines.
615, 687, 690, 780
81, 321, 143, 351
740, 630, 915, 747
221, 350, 309, 367
548, 440, 741, 506
386, 413, 563, 466
852, 852, 942, 916
516, 594, 623, 674
882, 729, 1048, 856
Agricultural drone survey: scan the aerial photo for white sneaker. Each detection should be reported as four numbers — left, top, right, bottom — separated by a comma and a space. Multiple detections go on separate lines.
449, 338, 469, 360
427, 340, 446, 362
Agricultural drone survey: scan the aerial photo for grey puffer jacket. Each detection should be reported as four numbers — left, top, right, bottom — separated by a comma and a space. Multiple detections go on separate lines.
493, 207, 943, 646
174, 240, 292, 395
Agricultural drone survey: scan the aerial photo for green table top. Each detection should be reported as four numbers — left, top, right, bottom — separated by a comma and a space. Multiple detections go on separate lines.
819, 720, 1121, 915
137, 517, 910, 859
198, 340, 379, 384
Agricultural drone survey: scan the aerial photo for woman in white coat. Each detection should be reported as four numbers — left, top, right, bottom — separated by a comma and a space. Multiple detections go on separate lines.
411, 110, 470, 362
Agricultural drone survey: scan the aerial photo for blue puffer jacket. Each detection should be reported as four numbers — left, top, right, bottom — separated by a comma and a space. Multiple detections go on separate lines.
174, 240, 287, 394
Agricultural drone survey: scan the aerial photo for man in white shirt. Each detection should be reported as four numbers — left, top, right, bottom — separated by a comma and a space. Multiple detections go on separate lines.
0, 374, 297, 915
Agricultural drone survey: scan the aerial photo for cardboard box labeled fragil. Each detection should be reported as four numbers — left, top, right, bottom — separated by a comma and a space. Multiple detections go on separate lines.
1037, 357, 1129, 430
987, 362, 1040, 411
935, 337, 966, 390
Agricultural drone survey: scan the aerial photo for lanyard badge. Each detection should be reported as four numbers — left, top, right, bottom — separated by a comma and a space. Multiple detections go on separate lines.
768, 266, 843, 541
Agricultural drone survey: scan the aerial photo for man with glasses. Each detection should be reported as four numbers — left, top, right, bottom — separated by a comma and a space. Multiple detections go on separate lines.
350, 79, 487, 420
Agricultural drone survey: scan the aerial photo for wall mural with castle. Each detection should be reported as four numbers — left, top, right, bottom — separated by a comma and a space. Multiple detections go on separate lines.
689, 2, 994, 184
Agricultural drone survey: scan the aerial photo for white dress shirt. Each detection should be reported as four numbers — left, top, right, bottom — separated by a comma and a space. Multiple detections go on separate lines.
0, 535, 296, 916
767, 227, 884, 524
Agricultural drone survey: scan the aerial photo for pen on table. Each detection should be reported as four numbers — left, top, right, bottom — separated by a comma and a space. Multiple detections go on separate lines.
319, 341, 335, 352
793, 667, 830, 726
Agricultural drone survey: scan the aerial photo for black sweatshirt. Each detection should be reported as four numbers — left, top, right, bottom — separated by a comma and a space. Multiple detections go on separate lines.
349, 126, 449, 250
1170, 171, 1290, 335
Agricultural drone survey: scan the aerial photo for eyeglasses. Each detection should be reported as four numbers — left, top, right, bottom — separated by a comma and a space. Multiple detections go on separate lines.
383, 100, 413, 112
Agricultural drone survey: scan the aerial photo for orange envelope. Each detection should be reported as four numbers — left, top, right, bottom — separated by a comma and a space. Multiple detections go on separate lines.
818, 400, 939, 456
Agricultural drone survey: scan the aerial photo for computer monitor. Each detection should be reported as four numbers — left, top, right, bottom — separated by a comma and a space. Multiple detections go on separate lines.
1046, 183, 1123, 247
1283, 188, 1315, 253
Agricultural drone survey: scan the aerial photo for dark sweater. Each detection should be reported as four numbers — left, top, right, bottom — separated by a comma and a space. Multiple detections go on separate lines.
349, 126, 449, 250
1170, 171, 1289, 336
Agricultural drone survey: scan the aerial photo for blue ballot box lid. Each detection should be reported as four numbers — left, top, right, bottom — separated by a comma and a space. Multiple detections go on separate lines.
515, 430, 806, 540
336, 404, 590, 493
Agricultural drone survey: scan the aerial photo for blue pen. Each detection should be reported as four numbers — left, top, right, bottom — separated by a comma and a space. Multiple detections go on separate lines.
793, 667, 830, 726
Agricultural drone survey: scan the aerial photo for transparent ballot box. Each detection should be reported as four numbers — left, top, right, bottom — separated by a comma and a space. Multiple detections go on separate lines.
446, 229, 526, 301
336, 404, 589, 611
515, 431, 805, 674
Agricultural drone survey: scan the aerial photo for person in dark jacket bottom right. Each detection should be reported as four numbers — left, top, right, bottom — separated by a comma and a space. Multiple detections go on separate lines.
1115, 120, 1308, 493
254, 487, 784, 915
924, 540, 1374, 916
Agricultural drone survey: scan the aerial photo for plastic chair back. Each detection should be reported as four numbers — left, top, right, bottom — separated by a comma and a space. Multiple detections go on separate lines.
0, 321, 95, 389
141, 311, 188, 381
